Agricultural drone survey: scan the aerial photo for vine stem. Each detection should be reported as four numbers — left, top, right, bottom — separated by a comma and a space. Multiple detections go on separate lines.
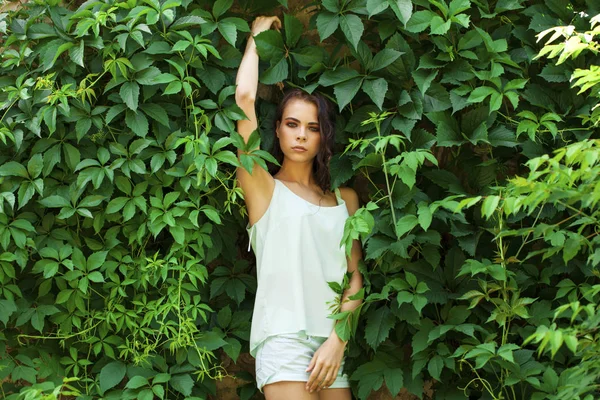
17, 319, 102, 343
375, 120, 398, 236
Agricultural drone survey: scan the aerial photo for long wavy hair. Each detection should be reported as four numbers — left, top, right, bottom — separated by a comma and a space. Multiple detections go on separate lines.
268, 89, 336, 194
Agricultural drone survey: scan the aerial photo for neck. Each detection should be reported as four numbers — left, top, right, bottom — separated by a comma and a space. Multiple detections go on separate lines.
276, 158, 315, 186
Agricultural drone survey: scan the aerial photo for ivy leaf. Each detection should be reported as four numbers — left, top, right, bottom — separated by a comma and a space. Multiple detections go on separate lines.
170, 374, 194, 396
0, 161, 29, 178
0, 299, 17, 326
120, 82, 140, 111
334, 77, 363, 111
139, 103, 170, 127
362, 78, 388, 110
427, 355, 444, 381
468, 86, 497, 103
365, 306, 396, 349
430, 16, 451, 35
417, 202, 432, 230
69, 40, 85, 67
384, 368, 404, 397
395, 215, 418, 237
125, 110, 149, 137
284, 13, 303, 48
316, 12, 339, 41
367, 0, 389, 17
212, 0, 233, 19
322, 0, 340, 12
340, 14, 363, 50
260, 57, 288, 85
254, 30, 285, 60
218, 20, 237, 47
406, 10, 435, 33
99, 361, 126, 393
371, 49, 403, 72
389, 0, 413, 26
169, 16, 207, 30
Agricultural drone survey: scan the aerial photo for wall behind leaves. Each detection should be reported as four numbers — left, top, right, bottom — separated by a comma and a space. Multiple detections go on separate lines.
0, 0, 599, 399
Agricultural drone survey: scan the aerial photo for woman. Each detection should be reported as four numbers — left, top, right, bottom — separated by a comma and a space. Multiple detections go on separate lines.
235, 16, 364, 400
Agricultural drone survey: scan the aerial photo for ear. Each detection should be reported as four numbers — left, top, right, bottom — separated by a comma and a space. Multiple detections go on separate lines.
275, 120, 281, 137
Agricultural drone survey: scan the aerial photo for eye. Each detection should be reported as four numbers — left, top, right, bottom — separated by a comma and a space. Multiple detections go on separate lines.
310, 127, 320, 132
287, 122, 297, 128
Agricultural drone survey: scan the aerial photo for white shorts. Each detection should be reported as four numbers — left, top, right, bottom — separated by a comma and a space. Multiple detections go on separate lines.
255, 332, 351, 392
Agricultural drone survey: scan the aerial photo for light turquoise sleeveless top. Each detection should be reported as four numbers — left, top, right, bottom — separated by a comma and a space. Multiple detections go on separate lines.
246, 179, 349, 356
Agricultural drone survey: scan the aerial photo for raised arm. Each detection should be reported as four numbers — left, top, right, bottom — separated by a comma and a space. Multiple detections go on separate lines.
235, 16, 281, 226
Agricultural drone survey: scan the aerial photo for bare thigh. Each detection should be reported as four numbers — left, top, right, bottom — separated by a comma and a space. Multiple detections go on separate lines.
264, 381, 319, 400
319, 388, 352, 400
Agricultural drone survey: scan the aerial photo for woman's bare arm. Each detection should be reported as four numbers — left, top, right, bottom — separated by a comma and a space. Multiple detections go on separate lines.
305, 187, 364, 393
235, 16, 281, 225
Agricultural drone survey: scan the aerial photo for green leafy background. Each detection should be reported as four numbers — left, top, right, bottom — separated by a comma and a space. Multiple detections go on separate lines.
0, 0, 599, 399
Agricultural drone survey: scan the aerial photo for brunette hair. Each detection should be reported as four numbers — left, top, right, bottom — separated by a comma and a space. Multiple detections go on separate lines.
269, 89, 336, 194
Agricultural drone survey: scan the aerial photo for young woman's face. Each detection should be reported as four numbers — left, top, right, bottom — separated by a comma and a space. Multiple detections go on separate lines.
276, 99, 321, 162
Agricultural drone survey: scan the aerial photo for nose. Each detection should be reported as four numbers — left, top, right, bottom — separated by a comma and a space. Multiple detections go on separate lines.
297, 128, 307, 141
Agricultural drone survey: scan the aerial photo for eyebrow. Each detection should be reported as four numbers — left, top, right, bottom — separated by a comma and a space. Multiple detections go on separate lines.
284, 117, 319, 125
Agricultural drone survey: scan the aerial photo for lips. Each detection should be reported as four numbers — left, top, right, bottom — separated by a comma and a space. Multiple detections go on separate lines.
292, 146, 307, 151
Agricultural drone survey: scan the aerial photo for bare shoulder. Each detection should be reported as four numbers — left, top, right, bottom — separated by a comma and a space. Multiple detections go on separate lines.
338, 186, 359, 215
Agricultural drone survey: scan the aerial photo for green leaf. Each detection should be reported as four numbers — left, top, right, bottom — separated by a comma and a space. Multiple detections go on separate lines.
430, 16, 451, 35
99, 361, 126, 393
126, 376, 149, 389
384, 368, 404, 397
0, 299, 17, 326
417, 203, 432, 230
406, 10, 435, 33
125, 110, 149, 137
468, 86, 497, 103
139, 103, 170, 127
481, 195, 500, 219
539, 64, 569, 83
88, 271, 104, 283
260, 57, 288, 85
120, 81, 140, 111
0, 161, 28, 178
284, 13, 303, 48
254, 30, 285, 60
365, 306, 396, 349
319, 68, 360, 86
169, 16, 207, 30
340, 14, 363, 50
389, 0, 413, 26
170, 374, 194, 396
322, 0, 340, 12
334, 77, 363, 111
367, 0, 389, 17
371, 49, 403, 72
212, 0, 233, 18
362, 78, 388, 110
316, 12, 339, 41
428, 355, 444, 381
69, 40, 85, 67
218, 20, 237, 47
395, 215, 418, 237
39, 195, 70, 208
12, 366, 37, 384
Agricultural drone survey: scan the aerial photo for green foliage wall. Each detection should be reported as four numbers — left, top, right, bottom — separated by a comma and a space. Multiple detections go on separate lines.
0, 0, 599, 399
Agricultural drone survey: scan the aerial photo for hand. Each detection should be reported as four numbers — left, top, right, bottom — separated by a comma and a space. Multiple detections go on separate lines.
305, 336, 346, 393
250, 16, 282, 37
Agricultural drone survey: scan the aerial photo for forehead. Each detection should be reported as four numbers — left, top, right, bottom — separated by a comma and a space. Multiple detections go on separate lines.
282, 99, 319, 122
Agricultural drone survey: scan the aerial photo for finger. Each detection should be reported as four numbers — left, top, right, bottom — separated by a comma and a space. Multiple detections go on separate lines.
306, 364, 323, 392
272, 16, 282, 30
310, 366, 329, 392
318, 369, 335, 392
306, 355, 316, 372
326, 366, 340, 388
